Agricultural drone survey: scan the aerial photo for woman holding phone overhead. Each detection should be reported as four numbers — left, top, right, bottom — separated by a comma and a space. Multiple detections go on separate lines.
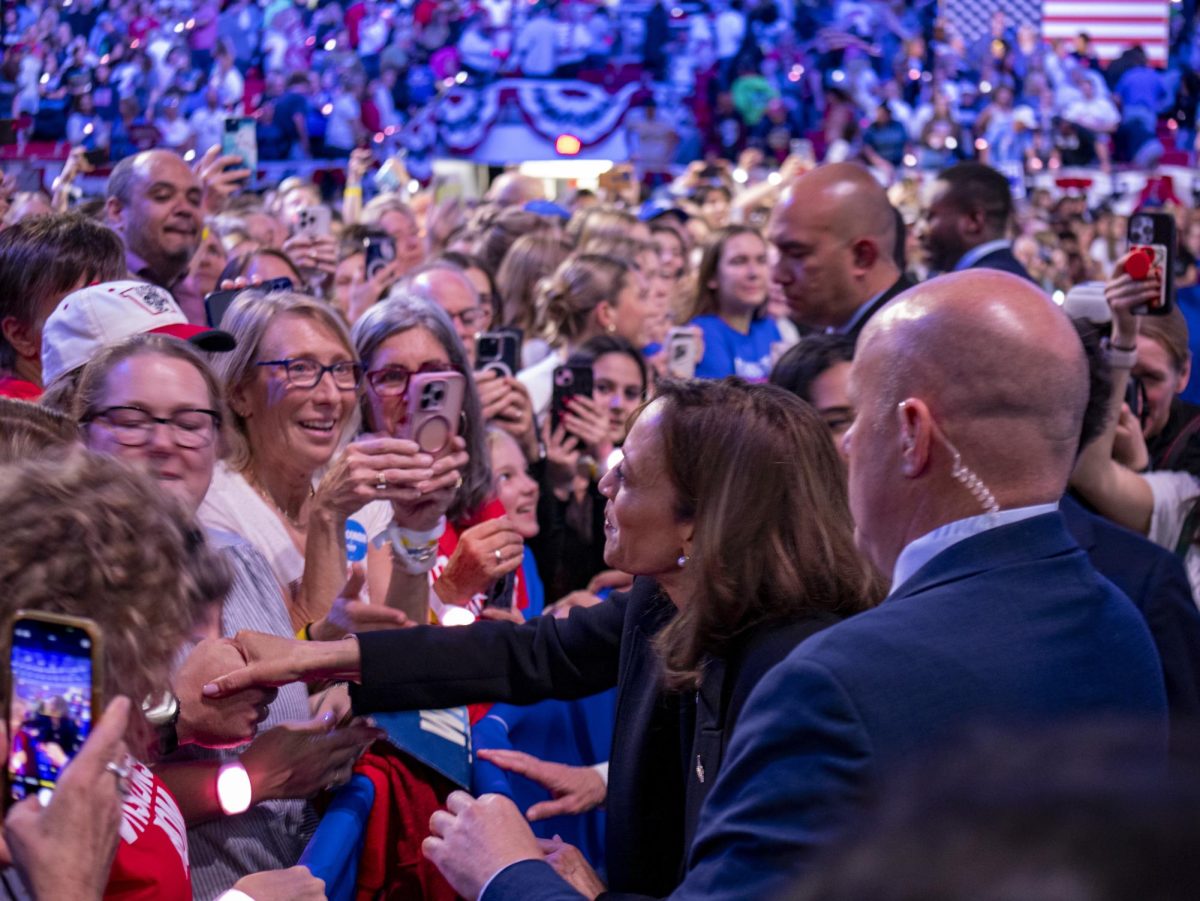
204, 378, 885, 898
351, 292, 536, 623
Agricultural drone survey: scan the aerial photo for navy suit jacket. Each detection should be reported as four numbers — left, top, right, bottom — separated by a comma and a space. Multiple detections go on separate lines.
1060, 494, 1200, 726
484, 514, 1168, 901
962, 245, 1036, 282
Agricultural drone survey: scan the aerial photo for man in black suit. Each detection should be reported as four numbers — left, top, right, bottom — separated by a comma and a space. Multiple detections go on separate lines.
920, 161, 1035, 282
768, 162, 914, 346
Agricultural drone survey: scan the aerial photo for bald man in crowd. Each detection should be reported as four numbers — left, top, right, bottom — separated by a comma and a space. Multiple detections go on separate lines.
768, 161, 913, 344
485, 171, 547, 208
412, 271, 1170, 901
106, 149, 204, 293
403, 261, 492, 365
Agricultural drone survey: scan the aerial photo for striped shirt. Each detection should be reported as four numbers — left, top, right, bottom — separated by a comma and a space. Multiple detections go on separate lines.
169, 531, 317, 901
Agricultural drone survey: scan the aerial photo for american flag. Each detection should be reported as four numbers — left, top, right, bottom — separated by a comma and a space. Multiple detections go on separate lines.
1041, 0, 1171, 65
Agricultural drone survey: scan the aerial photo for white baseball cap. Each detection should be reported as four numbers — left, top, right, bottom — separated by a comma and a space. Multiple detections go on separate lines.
41, 280, 235, 385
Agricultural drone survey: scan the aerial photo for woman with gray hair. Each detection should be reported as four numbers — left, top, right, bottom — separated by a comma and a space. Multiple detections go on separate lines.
198, 290, 468, 628
353, 292, 528, 623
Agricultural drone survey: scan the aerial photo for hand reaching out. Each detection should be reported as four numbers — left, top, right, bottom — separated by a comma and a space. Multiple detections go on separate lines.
309, 565, 413, 641
473, 750, 607, 820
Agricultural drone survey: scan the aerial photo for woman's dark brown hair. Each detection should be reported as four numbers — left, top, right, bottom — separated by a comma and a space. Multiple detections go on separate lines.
647, 378, 884, 690
685, 224, 768, 322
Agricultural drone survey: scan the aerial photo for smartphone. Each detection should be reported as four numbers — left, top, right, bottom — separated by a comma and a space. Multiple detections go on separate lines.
296, 205, 331, 239
222, 116, 257, 174
551, 364, 594, 428
364, 234, 397, 280
6, 611, 104, 808
398, 371, 466, 455
83, 147, 111, 168
475, 331, 520, 378
1126, 212, 1176, 316
204, 276, 294, 328
373, 156, 405, 194
665, 327, 700, 379
1126, 374, 1148, 430
484, 571, 516, 611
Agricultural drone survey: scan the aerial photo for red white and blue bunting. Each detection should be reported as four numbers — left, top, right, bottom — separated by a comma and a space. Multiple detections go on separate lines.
435, 79, 645, 155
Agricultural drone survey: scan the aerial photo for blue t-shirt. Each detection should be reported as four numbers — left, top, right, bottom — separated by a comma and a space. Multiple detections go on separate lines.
691, 314, 781, 381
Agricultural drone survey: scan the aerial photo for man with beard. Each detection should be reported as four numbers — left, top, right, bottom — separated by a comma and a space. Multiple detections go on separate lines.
105, 149, 204, 295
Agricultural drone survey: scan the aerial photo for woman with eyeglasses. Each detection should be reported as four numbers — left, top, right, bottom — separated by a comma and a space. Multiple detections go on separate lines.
351, 292, 530, 623
200, 290, 467, 629
73, 332, 383, 899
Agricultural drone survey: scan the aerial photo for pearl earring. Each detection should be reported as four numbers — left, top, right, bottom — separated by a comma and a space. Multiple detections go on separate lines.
677, 554, 688, 568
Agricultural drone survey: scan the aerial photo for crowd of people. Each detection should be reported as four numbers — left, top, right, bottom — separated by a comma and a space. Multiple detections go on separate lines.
4, 0, 1200, 177
0, 105, 1199, 899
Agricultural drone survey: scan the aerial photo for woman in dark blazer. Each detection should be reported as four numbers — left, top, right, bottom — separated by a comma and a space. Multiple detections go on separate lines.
205, 378, 884, 898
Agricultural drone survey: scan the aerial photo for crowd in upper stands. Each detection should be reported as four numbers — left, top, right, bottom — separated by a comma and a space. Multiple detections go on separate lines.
4, 0, 1200, 172
3, 3, 1200, 901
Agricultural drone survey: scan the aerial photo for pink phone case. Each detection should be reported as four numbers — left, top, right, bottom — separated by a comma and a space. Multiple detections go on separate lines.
398, 371, 465, 455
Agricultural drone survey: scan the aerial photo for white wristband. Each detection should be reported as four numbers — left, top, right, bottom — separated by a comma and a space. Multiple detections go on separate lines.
216, 891, 255, 901
1102, 338, 1137, 369
375, 516, 447, 575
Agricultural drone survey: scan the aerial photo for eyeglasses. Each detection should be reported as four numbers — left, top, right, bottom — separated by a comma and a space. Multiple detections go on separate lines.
256, 358, 363, 390
365, 362, 457, 397
86, 405, 221, 449
445, 308, 487, 329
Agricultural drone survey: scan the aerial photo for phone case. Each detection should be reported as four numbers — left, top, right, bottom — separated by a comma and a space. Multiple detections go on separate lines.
297, 206, 331, 238
5, 611, 104, 809
475, 332, 520, 377
666, 328, 699, 379
399, 371, 465, 454
1126, 212, 1176, 316
552, 365, 594, 426
222, 117, 258, 172
364, 236, 397, 279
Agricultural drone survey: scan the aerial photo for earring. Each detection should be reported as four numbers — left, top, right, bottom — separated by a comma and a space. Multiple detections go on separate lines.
677, 554, 688, 568
607, 323, 617, 334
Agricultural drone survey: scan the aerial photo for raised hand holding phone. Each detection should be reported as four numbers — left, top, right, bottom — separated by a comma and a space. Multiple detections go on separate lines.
6, 612, 103, 807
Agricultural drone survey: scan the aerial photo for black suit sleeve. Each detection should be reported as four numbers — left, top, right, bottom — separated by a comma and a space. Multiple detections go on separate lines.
349, 588, 627, 714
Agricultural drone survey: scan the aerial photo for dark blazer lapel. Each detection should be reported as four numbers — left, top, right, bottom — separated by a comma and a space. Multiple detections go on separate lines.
846, 273, 916, 345
887, 513, 1081, 603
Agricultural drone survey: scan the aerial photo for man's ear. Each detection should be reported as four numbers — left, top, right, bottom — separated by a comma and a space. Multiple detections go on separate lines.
850, 238, 880, 273
962, 205, 988, 239
1, 315, 39, 361
104, 196, 124, 232
896, 398, 933, 478
1178, 354, 1192, 395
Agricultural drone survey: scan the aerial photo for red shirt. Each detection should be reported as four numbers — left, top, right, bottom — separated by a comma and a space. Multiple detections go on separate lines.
105, 763, 191, 901
0, 376, 41, 401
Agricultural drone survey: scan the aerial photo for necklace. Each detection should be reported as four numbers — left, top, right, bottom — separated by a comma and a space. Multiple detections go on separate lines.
248, 473, 315, 530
